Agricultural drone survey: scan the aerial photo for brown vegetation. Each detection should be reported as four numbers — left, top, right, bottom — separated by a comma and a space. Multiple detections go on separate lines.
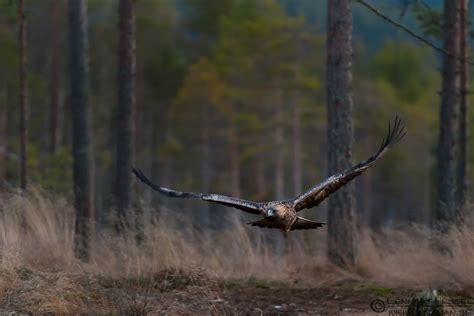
0, 189, 472, 313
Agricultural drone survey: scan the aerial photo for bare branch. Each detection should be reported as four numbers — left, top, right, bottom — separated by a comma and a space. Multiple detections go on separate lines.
354, 0, 474, 66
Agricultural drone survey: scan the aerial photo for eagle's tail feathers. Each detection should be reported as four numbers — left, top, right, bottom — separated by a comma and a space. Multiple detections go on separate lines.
290, 217, 325, 230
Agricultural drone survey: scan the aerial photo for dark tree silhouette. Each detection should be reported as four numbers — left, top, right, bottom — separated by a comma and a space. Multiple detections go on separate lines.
326, 0, 356, 267
274, 89, 285, 200
18, 0, 28, 190
0, 91, 5, 189
116, 0, 139, 236
292, 89, 302, 196
435, 0, 460, 230
68, 0, 94, 260
457, 0, 469, 215
50, 1, 61, 155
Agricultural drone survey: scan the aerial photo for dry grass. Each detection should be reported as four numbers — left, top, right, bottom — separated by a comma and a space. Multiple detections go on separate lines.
0, 188, 473, 313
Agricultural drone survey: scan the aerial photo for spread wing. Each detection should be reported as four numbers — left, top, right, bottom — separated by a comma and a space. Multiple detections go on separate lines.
291, 117, 405, 212
132, 168, 264, 215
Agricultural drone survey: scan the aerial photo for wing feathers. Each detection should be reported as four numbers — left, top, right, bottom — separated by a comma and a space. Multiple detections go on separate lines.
132, 167, 263, 215
292, 117, 405, 212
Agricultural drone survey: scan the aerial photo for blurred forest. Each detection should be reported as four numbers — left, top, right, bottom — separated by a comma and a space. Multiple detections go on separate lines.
0, 0, 472, 256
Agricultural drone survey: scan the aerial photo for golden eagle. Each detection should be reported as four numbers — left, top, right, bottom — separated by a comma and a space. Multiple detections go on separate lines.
133, 117, 405, 232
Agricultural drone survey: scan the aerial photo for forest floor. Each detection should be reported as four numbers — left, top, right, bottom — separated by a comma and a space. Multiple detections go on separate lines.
1, 192, 473, 314
2, 267, 473, 315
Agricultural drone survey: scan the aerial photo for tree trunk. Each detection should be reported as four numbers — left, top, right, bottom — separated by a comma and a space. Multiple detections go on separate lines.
68, 0, 94, 261
292, 89, 302, 196
0, 89, 6, 190
274, 90, 285, 200
199, 114, 211, 229
50, 0, 60, 155
457, 0, 469, 216
116, 0, 137, 236
229, 117, 241, 225
435, 0, 460, 230
255, 153, 266, 199
326, 0, 356, 268
229, 119, 241, 198
18, 0, 28, 190
150, 107, 161, 222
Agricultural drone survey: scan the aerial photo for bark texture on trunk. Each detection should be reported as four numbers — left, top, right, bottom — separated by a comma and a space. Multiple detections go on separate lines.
457, 0, 469, 216
0, 90, 6, 189
68, 0, 94, 260
274, 90, 285, 200
19, 0, 28, 190
292, 89, 302, 196
229, 119, 241, 198
326, 0, 356, 267
49, 2, 60, 155
255, 154, 266, 199
50, 1, 60, 155
199, 116, 211, 229
116, 0, 137, 234
435, 0, 460, 230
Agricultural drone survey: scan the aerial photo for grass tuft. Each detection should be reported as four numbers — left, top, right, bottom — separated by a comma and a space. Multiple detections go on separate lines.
0, 189, 473, 313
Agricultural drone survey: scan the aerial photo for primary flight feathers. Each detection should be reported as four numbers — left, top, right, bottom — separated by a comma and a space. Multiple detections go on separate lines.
133, 117, 405, 232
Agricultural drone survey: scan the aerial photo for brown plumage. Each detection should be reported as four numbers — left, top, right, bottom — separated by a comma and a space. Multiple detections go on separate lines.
133, 117, 405, 232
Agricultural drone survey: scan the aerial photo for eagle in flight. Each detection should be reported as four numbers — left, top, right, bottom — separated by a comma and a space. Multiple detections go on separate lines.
133, 117, 405, 232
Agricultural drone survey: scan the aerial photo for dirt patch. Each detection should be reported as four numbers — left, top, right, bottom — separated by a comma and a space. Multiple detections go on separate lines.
1, 268, 473, 315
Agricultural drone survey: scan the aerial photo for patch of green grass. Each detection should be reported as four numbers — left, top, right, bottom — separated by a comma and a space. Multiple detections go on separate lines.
218, 279, 241, 290
254, 282, 270, 289
353, 283, 393, 296
17, 267, 33, 281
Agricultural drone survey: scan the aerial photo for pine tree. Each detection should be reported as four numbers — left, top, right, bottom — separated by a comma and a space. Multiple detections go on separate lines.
18, 0, 28, 190
116, 0, 139, 237
457, 0, 469, 216
68, 0, 94, 260
435, 0, 460, 230
326, 0, 356, 267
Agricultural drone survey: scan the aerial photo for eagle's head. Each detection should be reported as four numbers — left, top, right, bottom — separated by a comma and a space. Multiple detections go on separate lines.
265, 204, 286, 219
266, 208, 276, 217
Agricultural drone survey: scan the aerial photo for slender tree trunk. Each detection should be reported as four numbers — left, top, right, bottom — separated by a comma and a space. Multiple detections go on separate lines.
18, 0, 28, 190
229, 118, 241, 198
457, 0, 469, 216
435, 0, 460, 231
326, 0, 356, 267
273, 89, 286, 256
68, 0, 94, 261
50, 1, 60, 155
0, 89, 6, 189
116, 0, 137, 235
292, 89, 302, 196
199, 113, 211, 229
274, 89, 285, 200
133, 63, 144, 242
150, 106, 161, 222
361, 164, 374, 227
255, 153, 266, 199
229, 117, 241, 225
135, 62, 143, 155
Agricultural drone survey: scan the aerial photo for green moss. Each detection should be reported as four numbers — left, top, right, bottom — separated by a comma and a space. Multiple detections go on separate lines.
17, 267, 33, 281
354, 283, 393, 296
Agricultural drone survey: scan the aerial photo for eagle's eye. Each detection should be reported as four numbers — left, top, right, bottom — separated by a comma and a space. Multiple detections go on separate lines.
266, 208, 276, 217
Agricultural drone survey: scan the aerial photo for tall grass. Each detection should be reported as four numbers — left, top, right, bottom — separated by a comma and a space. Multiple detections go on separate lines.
0, 188, 473, 291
